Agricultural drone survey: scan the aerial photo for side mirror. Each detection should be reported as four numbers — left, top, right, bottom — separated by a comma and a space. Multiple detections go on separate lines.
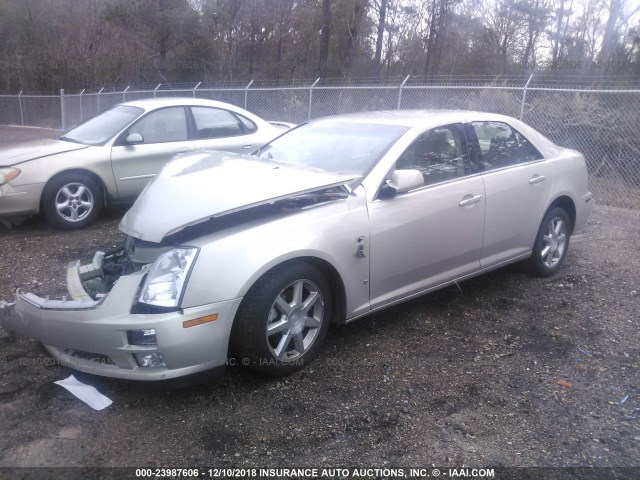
383, 169, 424, 196
126, 133, 144, 144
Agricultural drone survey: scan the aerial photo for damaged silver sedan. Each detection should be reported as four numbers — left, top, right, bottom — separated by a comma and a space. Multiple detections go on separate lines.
3, 111, 593, 380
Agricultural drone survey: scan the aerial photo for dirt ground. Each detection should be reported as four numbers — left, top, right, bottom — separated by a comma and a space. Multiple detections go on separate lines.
0, 126, 639, 475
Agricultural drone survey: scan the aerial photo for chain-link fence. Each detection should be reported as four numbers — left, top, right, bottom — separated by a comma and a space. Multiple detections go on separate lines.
1, 76, 639, 209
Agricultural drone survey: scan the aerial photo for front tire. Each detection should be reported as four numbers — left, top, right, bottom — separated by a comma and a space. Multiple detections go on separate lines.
525, 207, 571, 277
231, 262, 332, 377
42, 173, 103, 229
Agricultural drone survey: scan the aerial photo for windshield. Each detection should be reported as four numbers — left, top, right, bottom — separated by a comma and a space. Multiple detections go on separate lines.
60, 105, 144, 146
256, 121, 409, 176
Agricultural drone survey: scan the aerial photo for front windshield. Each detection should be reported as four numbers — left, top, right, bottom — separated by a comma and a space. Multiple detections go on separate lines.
60, 105, 144, 146
256, 121, 409, 176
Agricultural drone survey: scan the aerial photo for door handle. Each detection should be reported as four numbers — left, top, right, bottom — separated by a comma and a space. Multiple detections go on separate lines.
174, 147, 189, 154
458, 194, 483, 207
242, 142, 253, 149
529, 174, 546, 184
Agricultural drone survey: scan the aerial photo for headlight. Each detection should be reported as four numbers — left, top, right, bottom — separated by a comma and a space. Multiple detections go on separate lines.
0, 168, 21, 186
138, 248, 198, 308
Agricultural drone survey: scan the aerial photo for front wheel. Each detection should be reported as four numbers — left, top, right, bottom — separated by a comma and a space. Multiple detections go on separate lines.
230, 262, 332, 376
42, 173, 103, 229
525, 207, 571, 277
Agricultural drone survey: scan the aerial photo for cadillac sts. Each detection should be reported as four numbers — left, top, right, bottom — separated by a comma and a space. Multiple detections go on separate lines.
2, 110, 593, 380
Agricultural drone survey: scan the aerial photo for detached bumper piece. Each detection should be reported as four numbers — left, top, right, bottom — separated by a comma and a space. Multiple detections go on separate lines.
3, 256, 242, 380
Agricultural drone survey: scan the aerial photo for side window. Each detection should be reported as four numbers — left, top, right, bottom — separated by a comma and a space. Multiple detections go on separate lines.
513, 129, 544, 162
191, 107, 245, 139
236, 113, 257, 133
396, 123, 468, 186
471, 121, 519, 170
471, 121, 543, 170
129, 107, 188, 144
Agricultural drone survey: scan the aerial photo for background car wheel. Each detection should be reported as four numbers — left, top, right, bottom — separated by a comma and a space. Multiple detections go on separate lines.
231, 262, 332, 377
524, 206, 571, 277
42, 173, 103, 229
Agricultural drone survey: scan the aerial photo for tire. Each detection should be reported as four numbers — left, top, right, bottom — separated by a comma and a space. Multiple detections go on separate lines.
230, 262, 332, 377
524, 207, 571, 277
42, 173, 103, 229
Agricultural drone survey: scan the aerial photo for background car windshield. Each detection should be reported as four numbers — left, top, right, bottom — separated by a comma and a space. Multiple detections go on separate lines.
256, 122, 408, 176
61, 105, 143, 146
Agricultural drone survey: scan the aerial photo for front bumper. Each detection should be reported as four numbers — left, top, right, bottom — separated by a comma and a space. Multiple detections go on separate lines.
0, 182, 44, 216
3, 260, 242, 381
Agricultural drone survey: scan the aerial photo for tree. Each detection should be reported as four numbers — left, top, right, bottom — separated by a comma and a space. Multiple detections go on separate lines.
373, 0, 388, 75
318, 0, 331, 76
482, 0, 527, 73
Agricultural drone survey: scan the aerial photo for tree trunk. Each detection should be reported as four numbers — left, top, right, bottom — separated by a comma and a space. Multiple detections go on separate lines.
552, 0, 565, 63
346, 0, 367, 74
424, 0, 438, 75
374, 0, 387, 75
318, 0, 330, 76
599, 0, 622, 61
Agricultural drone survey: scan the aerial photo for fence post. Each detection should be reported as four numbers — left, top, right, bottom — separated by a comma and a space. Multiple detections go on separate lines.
79, 89, 85, 122
520, 74, 534, 120
97, 87, 104, 112
308, 78, 320, 121
18, 90, 24, 126
60, 89, 66, 131
123, 85, 130, 102
153, 84, 162, 98
244, 80, 254, 109
397, 75, 410, 109
193, 82, 201, 98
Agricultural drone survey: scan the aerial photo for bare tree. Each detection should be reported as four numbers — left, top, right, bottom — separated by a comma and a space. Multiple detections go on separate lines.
483, 0, 526, 73
373, 0, 388, 75
599, 0, 623, 61
318, 0, 331, 76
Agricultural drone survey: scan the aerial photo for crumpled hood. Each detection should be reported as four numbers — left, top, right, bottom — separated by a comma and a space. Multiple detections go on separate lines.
120, 151, 357, 243
0, 138, 88, 166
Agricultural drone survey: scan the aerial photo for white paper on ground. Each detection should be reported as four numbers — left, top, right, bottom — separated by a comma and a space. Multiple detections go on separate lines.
54, 375, 113, 411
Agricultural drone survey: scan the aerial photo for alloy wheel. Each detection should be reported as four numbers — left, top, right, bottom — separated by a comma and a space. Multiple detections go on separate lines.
265, 279, 324, 361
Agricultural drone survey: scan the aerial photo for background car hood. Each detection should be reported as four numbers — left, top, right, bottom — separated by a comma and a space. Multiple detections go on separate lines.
0, 138, 88, 166
120, 151, 357, 243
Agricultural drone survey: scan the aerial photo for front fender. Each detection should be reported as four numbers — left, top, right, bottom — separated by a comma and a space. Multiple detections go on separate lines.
181, 192, 371, 318
11, 146, 118, 199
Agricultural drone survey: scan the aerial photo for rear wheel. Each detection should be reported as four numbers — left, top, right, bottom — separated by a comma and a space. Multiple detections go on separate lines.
230, 262, 332, 376
525, 207, 571, 276
42, 173, 103, 229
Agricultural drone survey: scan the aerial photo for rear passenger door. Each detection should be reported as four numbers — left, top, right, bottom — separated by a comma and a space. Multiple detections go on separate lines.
468, 121, 553, 268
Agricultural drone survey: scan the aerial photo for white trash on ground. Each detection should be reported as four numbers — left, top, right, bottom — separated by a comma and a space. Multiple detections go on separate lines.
54, 375, 113, 411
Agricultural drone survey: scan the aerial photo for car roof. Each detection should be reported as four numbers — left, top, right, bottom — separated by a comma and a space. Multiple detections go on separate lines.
313, 109, 520, 128
120, 97, 244, 110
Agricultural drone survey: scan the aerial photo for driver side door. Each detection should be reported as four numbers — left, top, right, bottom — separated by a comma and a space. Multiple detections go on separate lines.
368, 123, 486, 308
110, 106, 193, 201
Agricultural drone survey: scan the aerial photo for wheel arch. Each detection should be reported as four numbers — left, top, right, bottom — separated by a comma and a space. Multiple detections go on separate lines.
547, 195, 576, 234
236, 255, 348, 324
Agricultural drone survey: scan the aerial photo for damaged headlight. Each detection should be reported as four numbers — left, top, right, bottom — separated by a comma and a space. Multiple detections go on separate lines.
0, 168, 20, 186
138, 248, 198, 308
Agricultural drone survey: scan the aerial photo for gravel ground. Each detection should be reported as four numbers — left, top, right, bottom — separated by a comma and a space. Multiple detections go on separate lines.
0, 126, 639, 474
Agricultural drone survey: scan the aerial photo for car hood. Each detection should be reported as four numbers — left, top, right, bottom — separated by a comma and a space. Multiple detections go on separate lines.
119, 151, 357, 243
0, 138, 89, 166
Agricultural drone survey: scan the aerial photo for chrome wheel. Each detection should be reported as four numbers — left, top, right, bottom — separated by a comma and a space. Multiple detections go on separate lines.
541, 216, 567, 268
266, 279, 324, 361
54, 182, 94, 223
